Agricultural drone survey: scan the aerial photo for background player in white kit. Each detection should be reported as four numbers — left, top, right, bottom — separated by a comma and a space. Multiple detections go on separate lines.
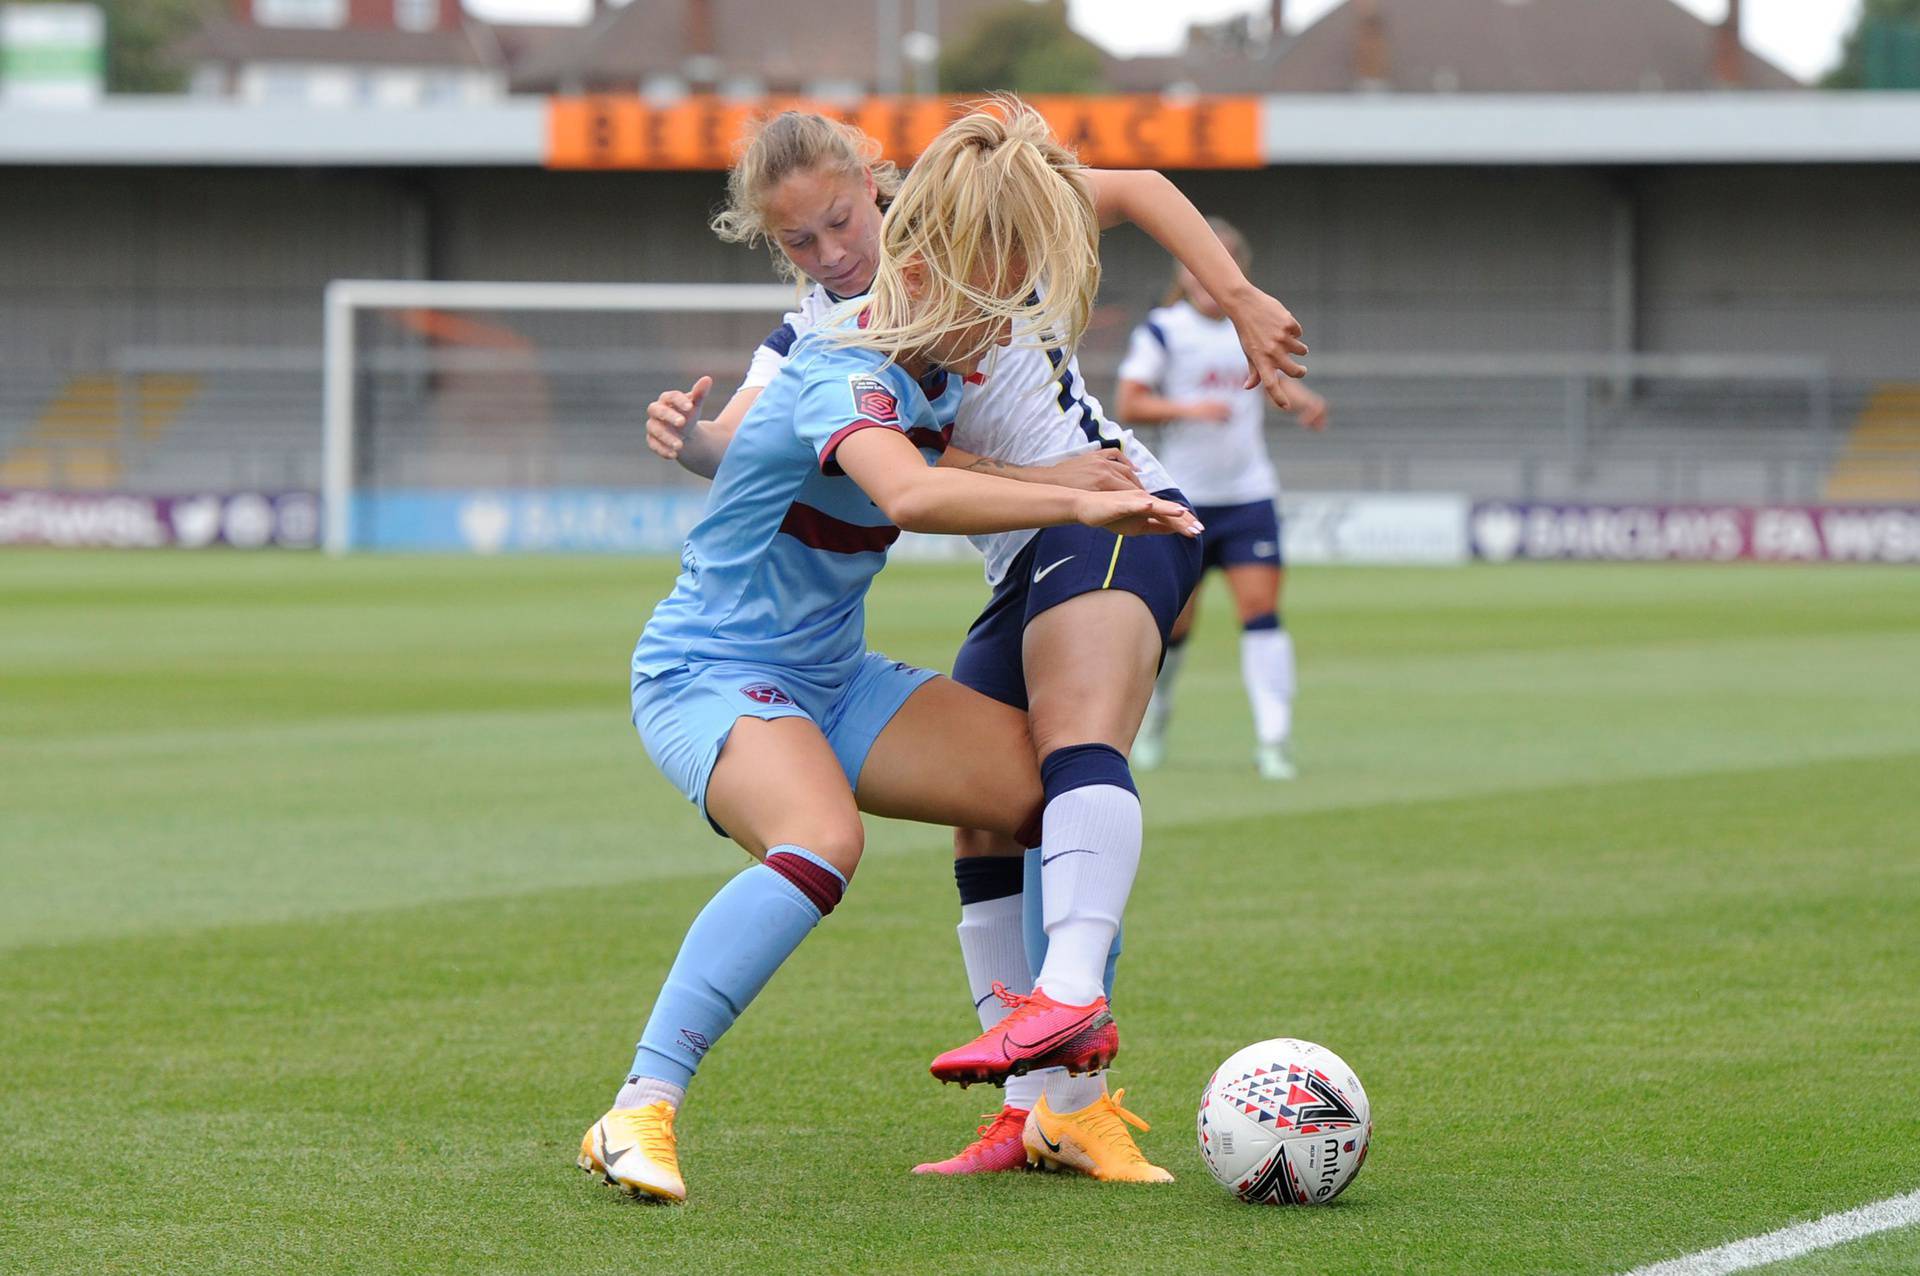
645, 114, 1310, 1181
1116, 218, 1330, 781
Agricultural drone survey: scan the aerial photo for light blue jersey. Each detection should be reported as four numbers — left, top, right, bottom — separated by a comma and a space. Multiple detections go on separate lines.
633, 325, 962, 685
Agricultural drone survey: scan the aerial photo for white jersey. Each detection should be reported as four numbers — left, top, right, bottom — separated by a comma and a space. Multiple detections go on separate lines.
1116, 300, 1277, 507
742, 282, 1175, 585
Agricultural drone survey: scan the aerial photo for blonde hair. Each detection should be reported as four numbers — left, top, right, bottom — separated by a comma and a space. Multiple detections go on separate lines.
710, 111, 902, 282
1165, 215, 1251, 306
844, 98, 1099, 371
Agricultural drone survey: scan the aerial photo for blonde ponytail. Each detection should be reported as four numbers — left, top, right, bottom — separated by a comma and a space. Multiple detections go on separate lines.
844, 97, 1100, 371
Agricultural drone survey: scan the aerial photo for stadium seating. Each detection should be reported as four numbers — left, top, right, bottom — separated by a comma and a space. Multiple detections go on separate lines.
2, 356, 1888, 504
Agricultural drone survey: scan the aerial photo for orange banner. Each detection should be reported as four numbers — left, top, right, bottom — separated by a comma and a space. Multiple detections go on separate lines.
546, 95, 1262, 171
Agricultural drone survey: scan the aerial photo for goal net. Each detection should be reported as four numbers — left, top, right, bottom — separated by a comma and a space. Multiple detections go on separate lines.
321, 280, 798, 554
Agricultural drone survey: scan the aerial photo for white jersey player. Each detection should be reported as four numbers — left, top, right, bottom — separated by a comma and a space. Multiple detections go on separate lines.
742, 282, 1176, 587
641, 112, 1311, 1180
1115, 216, 1330, 781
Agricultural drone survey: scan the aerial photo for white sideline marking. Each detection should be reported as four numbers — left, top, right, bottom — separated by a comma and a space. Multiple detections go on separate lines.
1620, 1188, 1920, 1276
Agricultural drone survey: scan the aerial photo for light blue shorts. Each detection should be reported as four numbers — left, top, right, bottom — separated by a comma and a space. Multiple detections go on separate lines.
631, 651, 938, 834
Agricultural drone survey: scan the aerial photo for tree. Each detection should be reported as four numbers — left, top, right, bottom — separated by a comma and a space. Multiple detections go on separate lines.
939, 0, 1107, 95
1823, 0, 1920, 88
8, 0, 221, 93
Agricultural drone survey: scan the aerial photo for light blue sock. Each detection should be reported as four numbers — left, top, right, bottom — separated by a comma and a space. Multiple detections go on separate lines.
627, 846, 845, 1089
1021, 847, 1047, 978
1022, 845, 1120, 1001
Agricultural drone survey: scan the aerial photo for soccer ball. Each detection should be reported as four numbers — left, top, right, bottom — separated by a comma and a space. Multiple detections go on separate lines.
1196, 1038, 1371, 1205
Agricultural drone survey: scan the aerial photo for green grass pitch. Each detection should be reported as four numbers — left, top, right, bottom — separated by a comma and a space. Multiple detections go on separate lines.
3, 552, 1918, 1275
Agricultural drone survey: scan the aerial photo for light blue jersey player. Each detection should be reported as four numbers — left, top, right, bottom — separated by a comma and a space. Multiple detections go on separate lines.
630, 323, 963, 817
576, 101, 1203, 1206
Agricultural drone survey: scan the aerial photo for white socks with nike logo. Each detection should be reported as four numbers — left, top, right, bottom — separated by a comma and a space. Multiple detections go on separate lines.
954, 858, 1046, 1112
1240, 624, 1295, 746
1033, 744, 1142, 1008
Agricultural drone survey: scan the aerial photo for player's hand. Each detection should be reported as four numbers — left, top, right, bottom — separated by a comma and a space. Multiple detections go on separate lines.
1185, 399, 1235, 423
1037, 451, 1143, 492
645, 375, 712, 461
1289, 384, 1330, 432
1225, 288, 1308, 410
1075, 490, 1204, 538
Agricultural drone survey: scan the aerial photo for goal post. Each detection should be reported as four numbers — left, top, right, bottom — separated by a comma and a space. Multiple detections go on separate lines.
321, 279, 799, 555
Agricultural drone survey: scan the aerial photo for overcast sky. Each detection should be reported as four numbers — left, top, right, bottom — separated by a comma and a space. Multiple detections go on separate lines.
461, 0, 1859, 84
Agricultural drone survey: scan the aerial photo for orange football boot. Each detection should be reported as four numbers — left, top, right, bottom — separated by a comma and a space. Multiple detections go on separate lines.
1024, 1088, 1173, 1183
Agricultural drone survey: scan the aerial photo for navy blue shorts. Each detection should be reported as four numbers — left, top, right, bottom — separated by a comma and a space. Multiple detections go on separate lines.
951, 489, 1204, 711
1193, 499, 1284, 571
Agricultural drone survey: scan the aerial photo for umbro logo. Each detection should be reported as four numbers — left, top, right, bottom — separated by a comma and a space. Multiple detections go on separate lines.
679, 1028, 712, 1055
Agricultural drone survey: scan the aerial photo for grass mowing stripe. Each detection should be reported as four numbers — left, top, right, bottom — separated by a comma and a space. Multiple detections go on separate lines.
5, 556, 1916, 1273
7, 741, 1914, 964
5, 752, 1918, 1274
1620, 1190, 1920, 1276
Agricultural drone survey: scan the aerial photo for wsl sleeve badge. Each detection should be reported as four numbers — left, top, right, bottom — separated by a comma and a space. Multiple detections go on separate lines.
847, 373, 900, 426
1197, 1038, 1371, 1205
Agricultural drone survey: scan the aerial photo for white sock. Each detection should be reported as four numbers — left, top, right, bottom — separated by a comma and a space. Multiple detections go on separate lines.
1044, 1069, 1108, 1114
1034, 778, 1141, 1006
615, 1075, 685, 1111
1006, 1071, 1046, 1111
956, 894, 1031, 1028
1143, 643, 1187, 734
1241, 625, 1295, 746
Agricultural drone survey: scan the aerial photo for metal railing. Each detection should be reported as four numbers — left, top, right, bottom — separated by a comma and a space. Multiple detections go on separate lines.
2, 344, 1911, 509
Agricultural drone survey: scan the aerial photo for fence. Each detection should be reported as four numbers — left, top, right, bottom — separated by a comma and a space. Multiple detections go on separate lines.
1, 342, 1910, 513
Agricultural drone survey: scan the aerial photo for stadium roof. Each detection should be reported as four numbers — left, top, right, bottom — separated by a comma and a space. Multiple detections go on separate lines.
1107, 0, 1801, 95
172, 16, 503, 71
3, 93, 1918, 168
507, 0, 1008, 94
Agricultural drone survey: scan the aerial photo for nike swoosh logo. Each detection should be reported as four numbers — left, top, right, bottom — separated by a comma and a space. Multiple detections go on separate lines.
974, 990, 997, 1009
1004, 1007, 1106, 1053
1032, 555, 1074, 584
599, 1122, 629, 1168
1040, 848, 1097, 866
1036, 1125, 1063, 1153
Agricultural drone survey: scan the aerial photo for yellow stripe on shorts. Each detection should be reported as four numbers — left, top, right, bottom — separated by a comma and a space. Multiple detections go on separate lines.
1100, 534, 1123, 589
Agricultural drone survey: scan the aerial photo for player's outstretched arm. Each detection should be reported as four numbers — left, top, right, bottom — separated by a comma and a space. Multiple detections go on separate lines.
937, 444, 1142, 492
1112, 379, 1235, 427
1288, 383, 1331, 432
644, 376, 760, 479
836, 429, 1200, 539
1087, 169, 1308, 409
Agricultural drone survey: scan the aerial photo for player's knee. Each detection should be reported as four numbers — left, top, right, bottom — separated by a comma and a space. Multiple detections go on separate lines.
1040, 741, 1139, 804
797, 822, 863, 883
955, 826, 1022, 858
765, 844, 853, 917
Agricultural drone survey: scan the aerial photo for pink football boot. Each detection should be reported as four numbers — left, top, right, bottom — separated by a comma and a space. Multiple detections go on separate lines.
928, 984, 1118, 1087
911, 1106, 1031, 1175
